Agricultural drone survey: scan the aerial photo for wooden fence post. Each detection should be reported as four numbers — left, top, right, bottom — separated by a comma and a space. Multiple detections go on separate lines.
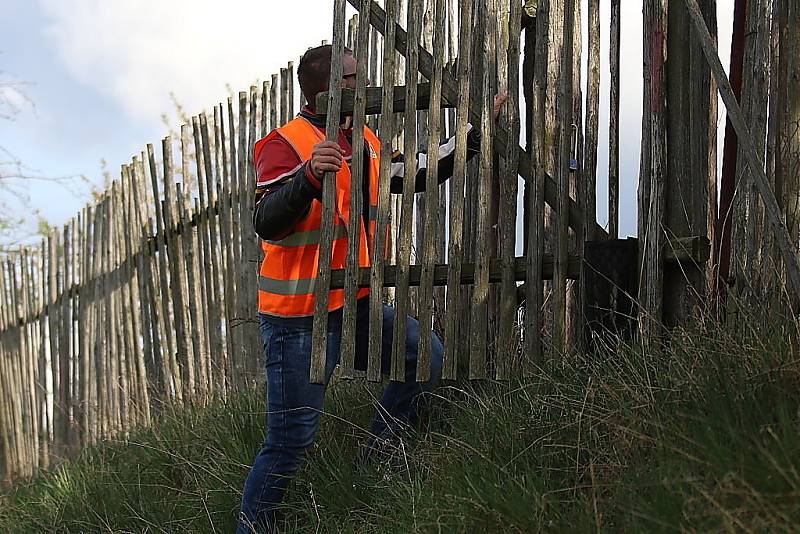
662, 0, 716, 327
638, 0, 668, 344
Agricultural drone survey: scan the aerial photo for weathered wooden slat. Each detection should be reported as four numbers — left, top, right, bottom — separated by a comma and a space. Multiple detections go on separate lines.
340, 4, 372, 380
236, 91, 253, 384
98, 198, 112, 436
124, 161, 142, 425
89, 196, 105, 442
109, 187, 125, 433
70, 216, 81, 448
110, 184, 131, 433
496, 0, 521, 380
121, 170, 149, 426
193, 117, 218, 397
4, 259, 24, 475
416, 0, 445, 383
287, 61, 295, 120
761, 4, 779, 286
568, 2, 585, 353
193, 197, 213, 397
131, 162, 154, 414
348, 13, 357, 49
34, 239, 49, 467
25, 245, 38, 466
44, 231, 60, 455
178, 130, 203, 402
178, 129, 198, 400
147, 144, 177, 397
226, 99, 244, 389
368, 26, 380, 132
280, 67, 289, 126
775, 0, 800, 306
11, 255, 30, 476
390, 0, 424, 384
200, 114, 227, 397
586, 0, 600, 241
469, 0, 495, 380
310, 0, 347, 385
23, 252, 37, 475
662, 0, 716, 327
34, 247, 47, 462
20, 250, 39, 474
75, 207, 90, 444
523, 0, 548, 374
638, 0, 668, 343
609, 0, 620, 239
245, 85, 261, 384
462, 2, 483, 366
270, 75, 279, 131
442, 0, 473, 381
261, 80, 269, 139
162, 137, 188, 403
176, 182, 204, 401
133, 159, 153, 426
215, 105, 237, 392
144, 216, 170, 404
553, 0, 576, 356
740, 0, 769, 283
366, 0, 398, 383
0, 260, 18, 478
120, 194, 135, 431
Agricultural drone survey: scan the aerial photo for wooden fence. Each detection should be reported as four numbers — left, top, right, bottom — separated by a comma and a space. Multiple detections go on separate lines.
2, 0, 798, 486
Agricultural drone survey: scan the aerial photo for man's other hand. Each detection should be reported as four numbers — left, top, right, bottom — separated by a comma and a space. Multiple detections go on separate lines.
493, 92, 509, 122
310, 141, 345, 180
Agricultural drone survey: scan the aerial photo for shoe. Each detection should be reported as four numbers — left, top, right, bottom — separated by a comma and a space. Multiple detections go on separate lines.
352, 435, 408, 473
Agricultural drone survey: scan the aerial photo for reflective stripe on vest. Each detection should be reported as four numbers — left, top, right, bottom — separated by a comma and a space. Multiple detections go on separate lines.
258, 276, 317, 296
256, 117, 382, 317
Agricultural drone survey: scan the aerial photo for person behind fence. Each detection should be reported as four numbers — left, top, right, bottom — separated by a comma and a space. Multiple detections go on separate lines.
237, 43, 507, 532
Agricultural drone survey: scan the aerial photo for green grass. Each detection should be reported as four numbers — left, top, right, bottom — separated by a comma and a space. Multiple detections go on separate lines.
2, 311, 799, 533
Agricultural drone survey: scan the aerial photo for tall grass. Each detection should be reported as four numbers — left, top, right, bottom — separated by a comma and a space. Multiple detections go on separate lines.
1, 307, 799, 533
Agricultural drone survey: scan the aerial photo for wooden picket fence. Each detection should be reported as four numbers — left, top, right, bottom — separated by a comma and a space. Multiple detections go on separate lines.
0, 64, 305, 481
2, 0, 798, 486
0, 0, 602, 483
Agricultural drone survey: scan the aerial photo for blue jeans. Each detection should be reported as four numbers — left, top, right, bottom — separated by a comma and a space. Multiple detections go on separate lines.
237, 299, 444, 533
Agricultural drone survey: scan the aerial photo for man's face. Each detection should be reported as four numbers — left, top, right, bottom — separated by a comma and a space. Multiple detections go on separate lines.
342, 54, 357, 90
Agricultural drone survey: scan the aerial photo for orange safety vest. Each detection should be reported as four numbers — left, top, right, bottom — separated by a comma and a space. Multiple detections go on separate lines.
256, 117, 383, 318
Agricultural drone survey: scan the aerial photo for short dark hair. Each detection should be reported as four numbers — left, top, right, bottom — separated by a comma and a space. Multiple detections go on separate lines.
298, 44, 354, 111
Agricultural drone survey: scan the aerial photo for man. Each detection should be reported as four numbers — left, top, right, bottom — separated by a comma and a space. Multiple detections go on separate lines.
237, 44, 506, 533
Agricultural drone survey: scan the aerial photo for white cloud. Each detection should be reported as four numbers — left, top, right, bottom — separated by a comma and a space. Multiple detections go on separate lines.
37, 0, 339, 128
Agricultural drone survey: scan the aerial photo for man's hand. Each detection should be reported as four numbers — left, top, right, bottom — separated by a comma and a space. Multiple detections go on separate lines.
493, 92, 509, 122
309, 141, 345, 180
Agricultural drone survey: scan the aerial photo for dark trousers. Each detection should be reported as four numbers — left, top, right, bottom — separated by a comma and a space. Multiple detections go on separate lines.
237, 299, 444, 533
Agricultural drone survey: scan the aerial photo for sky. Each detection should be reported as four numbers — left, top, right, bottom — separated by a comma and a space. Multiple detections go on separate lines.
1, 0, 734, 242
